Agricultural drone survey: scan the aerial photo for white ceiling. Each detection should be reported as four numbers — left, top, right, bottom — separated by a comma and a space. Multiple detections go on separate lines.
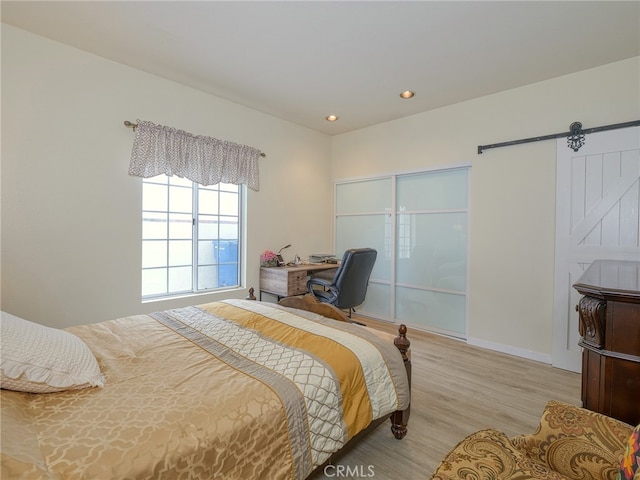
2, 1, 639, 135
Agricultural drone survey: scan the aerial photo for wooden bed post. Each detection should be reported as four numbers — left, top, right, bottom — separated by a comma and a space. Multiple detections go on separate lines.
391, 324, 411, 439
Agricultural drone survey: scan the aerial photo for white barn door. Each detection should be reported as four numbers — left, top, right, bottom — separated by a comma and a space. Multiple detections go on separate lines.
553, 127, 640, 372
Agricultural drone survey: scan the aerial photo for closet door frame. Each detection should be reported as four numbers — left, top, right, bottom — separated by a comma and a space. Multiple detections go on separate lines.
334, 163, 471, 336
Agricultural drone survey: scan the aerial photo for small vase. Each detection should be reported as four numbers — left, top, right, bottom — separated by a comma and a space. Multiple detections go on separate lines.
261, 259, 278, 267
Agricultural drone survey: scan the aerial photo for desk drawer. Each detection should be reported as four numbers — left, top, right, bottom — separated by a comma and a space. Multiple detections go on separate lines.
288, 271, 308, 296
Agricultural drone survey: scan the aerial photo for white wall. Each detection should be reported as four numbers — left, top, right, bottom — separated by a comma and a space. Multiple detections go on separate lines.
1, 25, 333, 327
331, 57, 640, 360
3, 24, 639, 363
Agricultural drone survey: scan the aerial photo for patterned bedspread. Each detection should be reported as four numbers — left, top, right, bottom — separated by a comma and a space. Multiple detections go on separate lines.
1, 299, 410, 480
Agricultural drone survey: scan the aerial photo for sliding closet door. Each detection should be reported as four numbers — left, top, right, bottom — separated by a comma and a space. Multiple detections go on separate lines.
335, 178, 392, 318
395, 169, 468, 337
335, 167, 469, 337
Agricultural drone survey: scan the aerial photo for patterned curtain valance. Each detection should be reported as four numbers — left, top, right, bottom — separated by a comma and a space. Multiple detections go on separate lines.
128, 120, 260, 191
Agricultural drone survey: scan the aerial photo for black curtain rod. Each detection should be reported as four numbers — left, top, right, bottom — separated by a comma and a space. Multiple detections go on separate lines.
477, 120, 640, 155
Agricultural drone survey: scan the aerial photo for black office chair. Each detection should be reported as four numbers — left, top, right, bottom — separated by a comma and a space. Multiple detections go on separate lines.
307, 248, 377, 318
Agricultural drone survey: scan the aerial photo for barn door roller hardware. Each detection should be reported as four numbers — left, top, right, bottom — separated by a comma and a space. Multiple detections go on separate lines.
477, 120, 640, 155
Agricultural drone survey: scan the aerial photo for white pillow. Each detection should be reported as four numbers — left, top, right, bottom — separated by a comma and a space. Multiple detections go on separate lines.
0, 311, 104, 393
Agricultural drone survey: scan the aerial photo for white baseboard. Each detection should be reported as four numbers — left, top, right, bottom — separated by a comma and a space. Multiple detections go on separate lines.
466, 336, 552, 365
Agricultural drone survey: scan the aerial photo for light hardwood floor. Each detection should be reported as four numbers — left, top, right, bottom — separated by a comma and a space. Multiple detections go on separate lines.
310, 317, 582, 479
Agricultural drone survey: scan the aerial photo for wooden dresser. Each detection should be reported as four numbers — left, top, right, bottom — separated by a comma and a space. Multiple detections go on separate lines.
573, 259, 640, 426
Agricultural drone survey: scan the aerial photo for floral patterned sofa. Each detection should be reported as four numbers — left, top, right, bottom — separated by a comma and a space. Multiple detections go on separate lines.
431, 400, 639, 480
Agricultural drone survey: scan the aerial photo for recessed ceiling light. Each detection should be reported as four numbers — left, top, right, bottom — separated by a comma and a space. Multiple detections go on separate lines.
400, 90, 415, 99
326, 115, 339, 122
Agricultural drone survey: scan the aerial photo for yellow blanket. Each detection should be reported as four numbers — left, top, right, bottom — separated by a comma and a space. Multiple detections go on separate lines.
1, 300, 409, 480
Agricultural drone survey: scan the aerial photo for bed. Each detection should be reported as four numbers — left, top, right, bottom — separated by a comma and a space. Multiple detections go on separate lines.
1, 293, 411, 479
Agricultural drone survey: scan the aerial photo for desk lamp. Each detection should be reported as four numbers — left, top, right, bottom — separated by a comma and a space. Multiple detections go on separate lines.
276, 244, 291, 266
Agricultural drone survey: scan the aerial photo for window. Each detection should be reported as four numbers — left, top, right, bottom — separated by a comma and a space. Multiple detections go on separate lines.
142, 175, 241, 299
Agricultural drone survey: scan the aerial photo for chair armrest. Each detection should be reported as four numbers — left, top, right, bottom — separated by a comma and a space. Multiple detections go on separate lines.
511, 400, 632, 479
307, 277, 332, 290
307, 278, 339, 304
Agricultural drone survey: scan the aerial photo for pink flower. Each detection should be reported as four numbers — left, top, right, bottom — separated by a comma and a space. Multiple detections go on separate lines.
260, 250, 277, 263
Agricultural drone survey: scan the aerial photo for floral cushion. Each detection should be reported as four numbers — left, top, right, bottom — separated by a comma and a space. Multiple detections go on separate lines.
618, 424, 640, 480
511, 400, 633, 480
432, 401, 634, 480
431, 428, 565, 480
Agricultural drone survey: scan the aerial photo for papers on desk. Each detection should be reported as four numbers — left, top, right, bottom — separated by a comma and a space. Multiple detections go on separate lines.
309, 254, 337, 263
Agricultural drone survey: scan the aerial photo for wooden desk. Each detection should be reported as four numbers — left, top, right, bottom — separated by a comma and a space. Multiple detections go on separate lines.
260, 264, 339, 300
573, 259, 640, 426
